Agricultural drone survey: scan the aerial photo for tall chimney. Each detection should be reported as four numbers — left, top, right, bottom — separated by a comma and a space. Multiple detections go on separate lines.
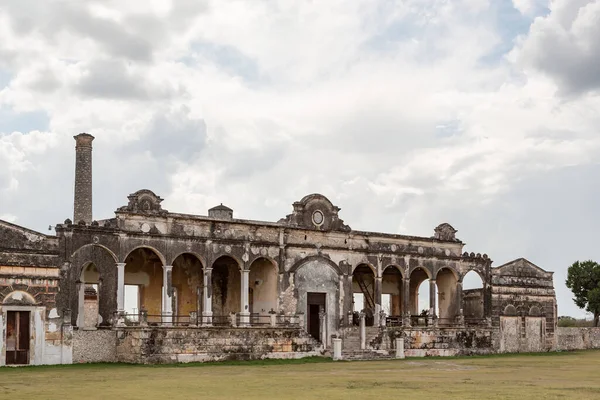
73, 133, 95, 224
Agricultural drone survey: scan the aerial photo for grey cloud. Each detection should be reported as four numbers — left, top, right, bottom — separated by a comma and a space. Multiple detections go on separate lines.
75, 59, 173, 100
518, 1, 600, 95
136, 106, 208, 162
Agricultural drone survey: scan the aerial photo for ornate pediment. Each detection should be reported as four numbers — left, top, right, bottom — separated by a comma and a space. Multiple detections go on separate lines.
279, 193, 351, 232
434, 223, 459, 242
493, 258, 553, 278
117, 190, 167, 215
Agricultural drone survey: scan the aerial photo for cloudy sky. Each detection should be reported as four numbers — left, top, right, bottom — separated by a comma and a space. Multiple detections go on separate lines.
1, 0, 599, 317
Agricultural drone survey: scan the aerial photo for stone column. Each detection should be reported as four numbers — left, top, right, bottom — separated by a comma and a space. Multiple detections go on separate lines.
162, 265, 173, 325
319, 310, 327, 346
202, 267, 213, 326
116, 262, 126, 313
395, 338, 405, 359
239, 269, 250, 327
402, 278, 411, 327
77, 281, 85, 328
332, 338, 342, 361
374, 276, 382, 316
429, 279, 437, 317
456, 281, 465, 326
359, 312, 366, 350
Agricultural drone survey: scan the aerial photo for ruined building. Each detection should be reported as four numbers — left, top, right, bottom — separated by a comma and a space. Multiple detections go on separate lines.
0, 134, 558, 365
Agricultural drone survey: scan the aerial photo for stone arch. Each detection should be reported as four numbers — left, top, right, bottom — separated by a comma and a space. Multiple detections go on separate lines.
351, 262, 377, 276
436, 267, 459, 324
382, 265, 403, 317
69, 243, 119, 327
383, 264, 405, 279
434, 265, 459, 281
460, 268, 485, 285
293, 256, 340, 346
529, 305, 542, 317
123, 246, 165, 318
211, 255, 242, 317
171, 252, 205, 321
461, 270, 485, 320
248, 254, 279, 271
248, 257, 278, 314
211, 253, 243, 270
71, 243, 118, 265
409, 264, 433, 280
409, 266, 431, 318
289, 255, 343, 276
503, 304, 518, 316
2, 290, 37, 305
168, 251, 207, 269
123, 245, 166, 266
77, 262, 102, 328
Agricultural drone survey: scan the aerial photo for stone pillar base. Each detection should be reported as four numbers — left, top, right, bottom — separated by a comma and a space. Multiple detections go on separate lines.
332, 338, 342, 360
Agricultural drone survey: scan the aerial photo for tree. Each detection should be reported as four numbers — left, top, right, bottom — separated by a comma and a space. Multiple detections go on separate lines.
566, 260, 600, 327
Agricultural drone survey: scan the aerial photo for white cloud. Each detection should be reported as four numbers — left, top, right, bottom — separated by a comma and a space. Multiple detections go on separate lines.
512, 0, 548, 16
514, 0, 600, 94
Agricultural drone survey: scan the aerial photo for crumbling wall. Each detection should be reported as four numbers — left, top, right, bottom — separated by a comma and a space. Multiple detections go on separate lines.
556, 327, 600, 351
73, 329, 117, 363
115, 327, 320, 364
293, 258, 340, 343
463, 289, 484, 319
387, 327, 494, 357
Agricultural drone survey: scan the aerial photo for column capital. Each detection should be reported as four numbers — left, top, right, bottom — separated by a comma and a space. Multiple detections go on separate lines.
116, 262, 126, 268
162, 264, 173, 271
241, 268, 250, 274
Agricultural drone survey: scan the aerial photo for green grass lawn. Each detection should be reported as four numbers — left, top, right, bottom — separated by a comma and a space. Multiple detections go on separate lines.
2, 351, 600, 399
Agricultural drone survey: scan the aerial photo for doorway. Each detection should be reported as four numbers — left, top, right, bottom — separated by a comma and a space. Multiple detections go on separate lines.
5, 311, 30, 365
307, 292, 326, 342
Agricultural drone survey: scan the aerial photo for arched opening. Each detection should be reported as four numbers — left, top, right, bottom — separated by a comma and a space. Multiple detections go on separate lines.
352, 264, 375, 326
462, 270, 485, 321
124, 247, 164, 323
78, 263, 101, 329
172, 253, 204, 324
248, 258, 278, 319
382, 266, 403, 320
212, 256, 241, 324
436, 268, 459, 326
70, 244, 118, 327
409, 267, 431, 325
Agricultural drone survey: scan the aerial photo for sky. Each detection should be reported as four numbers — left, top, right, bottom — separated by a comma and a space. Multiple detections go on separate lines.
1, 0, 599, 318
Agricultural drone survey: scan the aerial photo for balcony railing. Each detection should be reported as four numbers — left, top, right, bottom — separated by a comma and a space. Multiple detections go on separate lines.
115, 311, 304, 329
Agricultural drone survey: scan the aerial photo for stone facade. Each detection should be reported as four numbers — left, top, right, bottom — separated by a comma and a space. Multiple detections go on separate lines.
556, 327, 600, 351
0, 133, 568, 365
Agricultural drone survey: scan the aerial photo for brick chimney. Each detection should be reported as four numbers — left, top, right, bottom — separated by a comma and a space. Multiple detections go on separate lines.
73, 133, 95, 224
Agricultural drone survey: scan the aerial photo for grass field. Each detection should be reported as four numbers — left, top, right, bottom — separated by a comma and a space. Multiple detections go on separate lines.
2, 351, 600, 399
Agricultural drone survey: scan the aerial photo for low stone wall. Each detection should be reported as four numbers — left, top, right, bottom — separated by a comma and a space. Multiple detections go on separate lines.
73, 329, 117, 363
115, 327, 321, 364
387, 327, 494, 357
556, 327, 600, 351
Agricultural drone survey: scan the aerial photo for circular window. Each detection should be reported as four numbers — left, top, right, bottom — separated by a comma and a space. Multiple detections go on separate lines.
312, 210, 324, 226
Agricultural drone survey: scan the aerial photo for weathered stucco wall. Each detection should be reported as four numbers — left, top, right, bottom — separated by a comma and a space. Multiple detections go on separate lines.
387, 327, 494, 357
115, 327, 320, 364
73, 330, 117, 363
556, 327, 600, 351
294, 259, 340, 343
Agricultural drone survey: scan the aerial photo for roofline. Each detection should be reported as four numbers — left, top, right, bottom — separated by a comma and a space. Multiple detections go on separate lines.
0, 219, 57, 239
113, 210, 465, 246
493, 257, 554, 275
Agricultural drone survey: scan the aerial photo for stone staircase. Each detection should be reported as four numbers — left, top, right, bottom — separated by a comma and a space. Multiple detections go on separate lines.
341, 326, 393, 361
